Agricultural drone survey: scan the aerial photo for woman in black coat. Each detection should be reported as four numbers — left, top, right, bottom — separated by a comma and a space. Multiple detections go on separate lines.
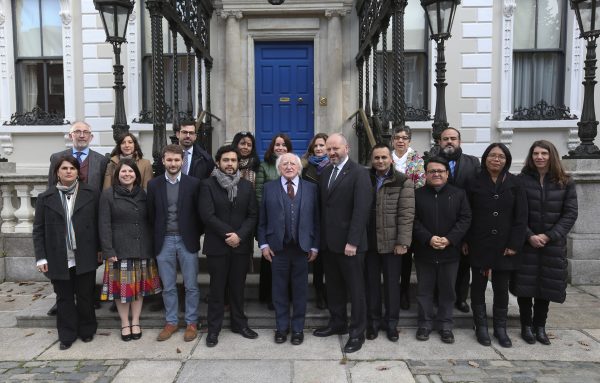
33, 156, 99, 350
464, 143, 527, 348
99, 159, 161, 341
511, 140, 578, 345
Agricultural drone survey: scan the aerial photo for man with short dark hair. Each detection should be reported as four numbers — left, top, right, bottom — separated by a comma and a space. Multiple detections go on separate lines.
176, 120, 215, 180
199, 145, 258, 347
147, 144, 202, 343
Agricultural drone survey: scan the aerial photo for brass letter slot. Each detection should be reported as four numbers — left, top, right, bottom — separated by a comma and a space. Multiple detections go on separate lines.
279, 97, 290, 102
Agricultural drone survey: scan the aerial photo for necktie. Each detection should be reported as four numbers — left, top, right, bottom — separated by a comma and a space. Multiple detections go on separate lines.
182, 150, 189, 175
287, 180, 295, 199
328, 166, 339, 189
74, 152, 83, 164
449, 160, 456, 179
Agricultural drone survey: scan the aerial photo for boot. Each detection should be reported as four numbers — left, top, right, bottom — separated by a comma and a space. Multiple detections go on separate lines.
471, 304, 491, 346
520, 325, 536, 344
492, 306, 512, 348
535, 326, 551, 345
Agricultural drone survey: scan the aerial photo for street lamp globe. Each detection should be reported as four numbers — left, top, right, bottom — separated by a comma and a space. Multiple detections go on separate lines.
94, 0, 135, 44
421, 0, 460, 42
571, 0, 600, 39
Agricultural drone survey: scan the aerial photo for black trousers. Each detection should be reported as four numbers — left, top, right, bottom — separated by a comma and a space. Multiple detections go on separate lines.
400, 250, 413, 297
455, 255, 471, 303
470, 268, 511, 309
517, 297, 550, 327
312, 254, 325, 293
52, 267, 97, 343
323, 250, 367, 338
415, 260, 458, 331
207, 253, 250, 334
259, 257, 272, 303
365, 252, 402, 329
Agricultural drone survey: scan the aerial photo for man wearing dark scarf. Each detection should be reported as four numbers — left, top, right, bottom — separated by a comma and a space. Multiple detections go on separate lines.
199, 145, 258, 347
438, 128, 480, 314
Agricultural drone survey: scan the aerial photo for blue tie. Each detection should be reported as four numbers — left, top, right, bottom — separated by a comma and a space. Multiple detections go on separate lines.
75, 152, 83, 164
449, 160, 456, 178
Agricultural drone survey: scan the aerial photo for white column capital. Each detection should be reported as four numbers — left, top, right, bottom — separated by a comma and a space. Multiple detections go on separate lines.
0, 9, 5, 25
325, 9, 350, 19
503, 0, 516, 18
217, 10, 243, 20
59, 0, 71, 25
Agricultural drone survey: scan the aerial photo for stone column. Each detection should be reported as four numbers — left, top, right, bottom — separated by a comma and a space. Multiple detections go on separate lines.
221, 10, 243, 142
59, 0, 75, 123
325, 10, 346, 132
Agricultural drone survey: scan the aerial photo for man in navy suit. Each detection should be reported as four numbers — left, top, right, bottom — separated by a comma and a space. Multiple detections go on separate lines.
258, 152, 319, 346
313, 133, 372, 353
147, 144, 202, 343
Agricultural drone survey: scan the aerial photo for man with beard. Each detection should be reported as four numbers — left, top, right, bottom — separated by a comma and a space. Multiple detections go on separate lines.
176, 121, 215, 180
199, 145, 258, 347
438, 128, 480, 313
147, 145, 202, 343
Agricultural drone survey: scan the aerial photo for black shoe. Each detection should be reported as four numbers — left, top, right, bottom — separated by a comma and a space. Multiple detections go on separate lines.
521, 325, 536, 344
439, 329, 455, 344
366, 327, 378, 340
81, 335, 93, 343
233, 327, 258, 339
131, 325, 142, 340
343, 336, 364, 353
206, 333, 219, 347
416, 327, 431, 341
400, 291, 410, 310
313, 326, 348, 337
472, 304, 491, 346
274, 330, 287, 344
455, 301, 470, 313
291, 332, 304, 345
535, 327, 551, 345
47, 303, 58, 316
386, 328, 399, 342
493, 307, 512, 348
121, 326, 132, 342
59, 341, 72, 350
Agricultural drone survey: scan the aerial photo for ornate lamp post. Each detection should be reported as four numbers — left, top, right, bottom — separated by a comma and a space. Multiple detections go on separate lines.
567, 0, 600, 158
93, 0, 135, 143
421, 0, 460, 155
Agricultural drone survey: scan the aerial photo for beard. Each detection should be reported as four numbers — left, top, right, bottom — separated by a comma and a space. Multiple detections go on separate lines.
442, 145, 456, 156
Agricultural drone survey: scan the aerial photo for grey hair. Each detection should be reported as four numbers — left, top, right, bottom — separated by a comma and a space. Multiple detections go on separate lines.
275, 153, 302, 176
69, 121, 92, 133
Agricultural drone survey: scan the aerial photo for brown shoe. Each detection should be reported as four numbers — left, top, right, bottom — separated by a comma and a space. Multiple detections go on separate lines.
184, 323, 198, 342
157, 323, 178, 341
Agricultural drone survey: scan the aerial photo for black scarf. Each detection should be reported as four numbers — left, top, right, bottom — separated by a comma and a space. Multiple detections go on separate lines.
113, 184, 141, 198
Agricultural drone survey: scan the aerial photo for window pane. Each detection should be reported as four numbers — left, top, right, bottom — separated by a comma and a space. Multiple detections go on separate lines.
19, 62, 43, 111
41, 0, 63, 56
405, 0, 426, 50
16, 0, 42, 57
537, 0, 562, 49
513, 52, 563, 109
514, 0, 535, 49
47, 62, 65, 113
405, 53, 427, 108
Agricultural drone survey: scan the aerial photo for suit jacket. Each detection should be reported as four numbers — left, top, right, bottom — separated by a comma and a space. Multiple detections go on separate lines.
257, 178, 320, 253
48, 149, 109, 192
188, 144, 215, 180
199, 176, 258, 256
32, 183, 100, 280
146, 174, 202, 255
319, 159, 372, 253
448, 153, 480, 189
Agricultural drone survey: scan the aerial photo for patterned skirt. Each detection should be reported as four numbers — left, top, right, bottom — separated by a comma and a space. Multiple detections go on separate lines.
100, 259, 162, 303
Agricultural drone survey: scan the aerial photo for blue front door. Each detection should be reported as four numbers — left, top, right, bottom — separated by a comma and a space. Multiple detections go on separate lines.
255, 41, 314, 159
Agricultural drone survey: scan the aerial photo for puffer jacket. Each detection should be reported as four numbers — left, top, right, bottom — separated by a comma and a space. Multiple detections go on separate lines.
367, 168, 415, 253
510, 169, 578, 303
255, 160, 279, 203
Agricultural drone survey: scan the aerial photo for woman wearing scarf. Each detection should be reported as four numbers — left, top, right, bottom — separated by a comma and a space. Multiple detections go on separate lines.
301, 133, 329, 309
103, 133, 153, 190
33, 156, 100, 350
231, 131, 261, 187
99, 159, 161, 341
463, 143, 527, 348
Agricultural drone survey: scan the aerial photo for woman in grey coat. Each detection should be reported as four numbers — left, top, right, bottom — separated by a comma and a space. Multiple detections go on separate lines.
99, 159, 161, 341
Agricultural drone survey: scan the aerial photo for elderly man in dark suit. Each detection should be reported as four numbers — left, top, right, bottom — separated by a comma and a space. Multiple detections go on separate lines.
176, 120, 215, 180
258, 152, 319, 346
199, 145, 258, 348
147, 144, 202, 343
313, 133, 372, 353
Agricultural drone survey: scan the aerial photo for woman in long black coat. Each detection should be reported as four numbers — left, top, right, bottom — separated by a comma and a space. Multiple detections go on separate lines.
33, 156, 99, 350
464, 143, 527, 348
510, 140, 578, 345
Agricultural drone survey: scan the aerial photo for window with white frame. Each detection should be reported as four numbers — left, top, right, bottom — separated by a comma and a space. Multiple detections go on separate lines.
13, 0, 64, 115
512, 0, 566, 111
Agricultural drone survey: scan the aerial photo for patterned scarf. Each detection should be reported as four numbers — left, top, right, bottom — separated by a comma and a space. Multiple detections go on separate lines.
56, 180, 79, 252
308, 155, 330, 175
213, 168, 242, 202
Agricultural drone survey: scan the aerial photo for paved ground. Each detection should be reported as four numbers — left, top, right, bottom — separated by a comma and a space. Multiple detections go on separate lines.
0, 281, 599, 383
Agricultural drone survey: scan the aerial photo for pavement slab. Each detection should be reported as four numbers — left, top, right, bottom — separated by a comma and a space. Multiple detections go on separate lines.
349, 361, 415, 383
293, 361, 348, 383
584, 329, 600, 342
343, 329, 500, 361
576, 285, 600, 298
0, 328, 57, 361
492, 329, 600, 362
177, 360, 291, 383
37, 329, 196, 360
112, 360, 181, 383
191, 329, 344, 360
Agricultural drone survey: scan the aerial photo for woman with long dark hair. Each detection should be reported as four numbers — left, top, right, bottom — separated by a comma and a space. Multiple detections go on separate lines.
33, 156, 100, 350
511, 140, 578, 345
103, 133, 153, 190
463, 143, 527, 348
231, 131, 261, 187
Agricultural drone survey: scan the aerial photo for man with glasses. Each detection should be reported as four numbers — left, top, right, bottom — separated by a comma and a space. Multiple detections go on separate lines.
438, 127, 480, 314
413, 157, 471, 344
176, 120, 215, 180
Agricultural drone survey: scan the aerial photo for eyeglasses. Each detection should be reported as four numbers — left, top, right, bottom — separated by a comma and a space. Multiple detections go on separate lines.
393, 136, 410, 141
488, 154, 507, 160
426, 169, 447, 175
72, 130, 91, 136
179, 131, 196, 136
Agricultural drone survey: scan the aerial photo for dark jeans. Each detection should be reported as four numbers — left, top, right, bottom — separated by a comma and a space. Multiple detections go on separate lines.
272, 245, 309, 333
470, 268, 511, 309
365, 252, 402, 329
517, 297, 550, 327
52, 267, 97, 343
415, 260, 458, 331
323, 250, 367, 338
